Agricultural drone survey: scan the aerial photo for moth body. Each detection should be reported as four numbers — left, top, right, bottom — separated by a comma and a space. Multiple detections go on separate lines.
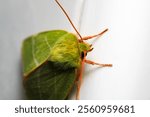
22, 30, 91, 99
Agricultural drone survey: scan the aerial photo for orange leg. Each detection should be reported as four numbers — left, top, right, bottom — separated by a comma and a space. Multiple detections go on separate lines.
76, 81, 80, 100
76, 59, 85, 100
76, 52, 87, 100
81, 28, 108, 40
76, 53, 112, 99
85, 59, 112, 67
76, 59, 112, 100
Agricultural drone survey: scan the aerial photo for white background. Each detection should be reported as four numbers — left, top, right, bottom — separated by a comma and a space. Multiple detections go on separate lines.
0, 0, 150, 99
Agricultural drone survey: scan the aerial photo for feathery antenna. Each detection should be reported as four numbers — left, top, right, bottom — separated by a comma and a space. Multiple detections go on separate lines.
55, 0, 83, 40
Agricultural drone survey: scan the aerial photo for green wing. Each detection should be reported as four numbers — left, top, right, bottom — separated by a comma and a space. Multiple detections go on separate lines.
24, 61, 76, 100
22, 30, 80, 77
22, 30, 81, 99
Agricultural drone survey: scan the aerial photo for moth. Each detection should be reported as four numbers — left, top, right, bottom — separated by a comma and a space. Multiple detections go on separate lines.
22, 0, 112, 100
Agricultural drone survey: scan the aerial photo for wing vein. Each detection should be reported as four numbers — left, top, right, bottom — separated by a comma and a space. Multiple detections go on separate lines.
32, 37, 39, 66
44, 36, 51, 50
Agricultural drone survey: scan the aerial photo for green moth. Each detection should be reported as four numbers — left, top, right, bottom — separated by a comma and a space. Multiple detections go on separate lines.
22, 0, 112, 100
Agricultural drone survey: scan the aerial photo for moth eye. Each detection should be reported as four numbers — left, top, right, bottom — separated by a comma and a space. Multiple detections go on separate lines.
81, 52, 85, 59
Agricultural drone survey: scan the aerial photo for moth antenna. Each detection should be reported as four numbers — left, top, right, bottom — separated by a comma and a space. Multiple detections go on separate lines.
55, 0, 83, 41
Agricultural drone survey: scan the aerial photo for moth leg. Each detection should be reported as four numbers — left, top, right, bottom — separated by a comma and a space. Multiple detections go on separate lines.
85, 59, 112, 67
81, 28, 108, 40
76, 59, 112, 100
76, 59, 85, 100
76, 81, 81, 100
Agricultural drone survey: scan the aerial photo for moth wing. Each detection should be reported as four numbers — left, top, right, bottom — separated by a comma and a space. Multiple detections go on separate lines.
24, 61, 77, 99
22, 30, 68, 77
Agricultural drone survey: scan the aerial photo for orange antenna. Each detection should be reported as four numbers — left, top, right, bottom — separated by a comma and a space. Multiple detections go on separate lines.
55, 0, 83, 41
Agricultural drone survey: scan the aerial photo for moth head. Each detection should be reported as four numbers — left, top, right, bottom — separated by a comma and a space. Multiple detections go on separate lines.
79, 41, 93, 59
